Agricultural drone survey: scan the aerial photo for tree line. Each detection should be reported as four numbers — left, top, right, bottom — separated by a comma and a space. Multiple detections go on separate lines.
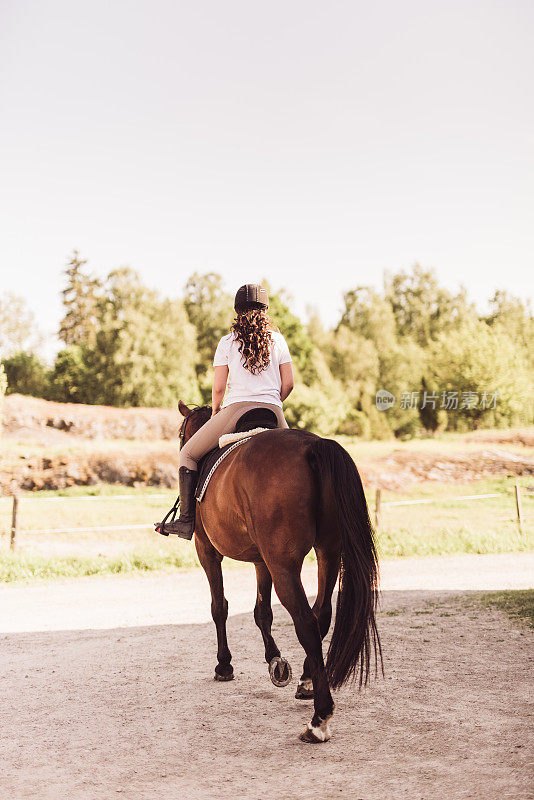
1, 251, 532, 437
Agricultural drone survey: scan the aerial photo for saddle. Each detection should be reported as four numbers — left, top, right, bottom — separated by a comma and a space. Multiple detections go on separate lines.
195, 408, 278, 501
156, 409, 278, 533
234, 407, 278, 433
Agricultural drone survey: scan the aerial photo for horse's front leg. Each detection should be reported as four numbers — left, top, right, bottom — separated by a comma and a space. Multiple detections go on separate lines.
195, 525, 233, 682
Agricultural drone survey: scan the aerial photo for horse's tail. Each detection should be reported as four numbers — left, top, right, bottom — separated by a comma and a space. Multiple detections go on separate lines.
308, 437, 382, 689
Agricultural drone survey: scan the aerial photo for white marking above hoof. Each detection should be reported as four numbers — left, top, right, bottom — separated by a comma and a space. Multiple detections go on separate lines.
298, 679, 313, 693
299, 717, 332, 743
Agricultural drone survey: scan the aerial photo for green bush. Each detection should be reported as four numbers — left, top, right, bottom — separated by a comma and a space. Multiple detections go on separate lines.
285, 381, 349, 436
2, 351, 49, 397
47, 345, 90, 403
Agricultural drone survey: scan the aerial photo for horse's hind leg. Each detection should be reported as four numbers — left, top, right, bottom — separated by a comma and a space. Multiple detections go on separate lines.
296, 546, 340, 700
253, 562, 292, 686
271, 567, 335, 743
195, 527, 233, 682
254, 562, 280, 664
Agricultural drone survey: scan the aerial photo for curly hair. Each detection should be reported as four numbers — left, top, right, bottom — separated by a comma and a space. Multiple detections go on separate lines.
231, 308, 278, 374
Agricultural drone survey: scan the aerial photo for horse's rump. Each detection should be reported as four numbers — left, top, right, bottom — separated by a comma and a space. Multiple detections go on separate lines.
197, 428, 319, 563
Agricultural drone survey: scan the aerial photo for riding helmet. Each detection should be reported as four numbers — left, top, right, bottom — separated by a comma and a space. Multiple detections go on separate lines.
234, 284, 269, 312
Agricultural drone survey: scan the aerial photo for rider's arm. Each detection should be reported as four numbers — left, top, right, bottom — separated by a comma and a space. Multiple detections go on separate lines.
279, 362, 294, 402
212, 365, 229, 416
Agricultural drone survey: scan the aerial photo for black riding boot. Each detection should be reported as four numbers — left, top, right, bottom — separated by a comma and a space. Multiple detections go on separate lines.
161, 467, 198, 540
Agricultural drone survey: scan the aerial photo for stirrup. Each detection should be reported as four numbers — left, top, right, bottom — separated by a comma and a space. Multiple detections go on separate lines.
154, 495, 180, 537
161, 516, 195, 540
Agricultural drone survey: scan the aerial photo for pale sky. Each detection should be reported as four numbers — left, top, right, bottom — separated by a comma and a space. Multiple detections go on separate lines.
1, 0, 533, 354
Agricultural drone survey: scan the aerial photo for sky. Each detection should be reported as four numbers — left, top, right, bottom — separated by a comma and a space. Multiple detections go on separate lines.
1, 0, 533, 354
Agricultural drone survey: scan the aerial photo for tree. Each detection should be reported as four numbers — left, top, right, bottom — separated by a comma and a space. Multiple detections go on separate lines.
89, 267, 201, 407
267, 288, 314, 374
306, 305, 328, 349
429, 320, 532, 429
58, 250, 102, 347
374, 339, 427, 438
2, 352, 49, 397
337, 286, 428, 437
184, 272, 234, 401
48, 346, 91, 404
327, 325, 379, 401
485, 290, 531, 335
384, 264, 476, 346
339, 287, 397, 352
485, 290, 534, 370
0, 292, 42, 358
418, 375, 448, 434
284, 360, 349, 436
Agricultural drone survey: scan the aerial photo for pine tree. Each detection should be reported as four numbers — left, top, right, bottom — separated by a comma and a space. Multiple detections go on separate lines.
59, 251, 102, 347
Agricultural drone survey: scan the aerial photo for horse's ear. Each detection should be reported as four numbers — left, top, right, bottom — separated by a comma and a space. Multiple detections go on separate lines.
178, 400, 192, 417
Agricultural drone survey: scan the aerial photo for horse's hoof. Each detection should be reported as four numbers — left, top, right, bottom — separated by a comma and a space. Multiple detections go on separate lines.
295, 679, 314, 700
269, 656, 292, 688
215, 672, 234, 683
214, 667, 234, 682
299, 719, 332, 744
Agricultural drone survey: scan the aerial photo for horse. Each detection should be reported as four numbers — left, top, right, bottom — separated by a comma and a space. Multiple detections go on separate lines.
171, 400, 382, 743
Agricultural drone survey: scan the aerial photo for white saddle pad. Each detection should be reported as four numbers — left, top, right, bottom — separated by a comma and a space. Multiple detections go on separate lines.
218, 426, 271, 448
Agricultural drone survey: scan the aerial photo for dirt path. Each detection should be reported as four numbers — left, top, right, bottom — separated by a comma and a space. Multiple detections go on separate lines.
1, 552, 532, 633
1, 554, 532, 799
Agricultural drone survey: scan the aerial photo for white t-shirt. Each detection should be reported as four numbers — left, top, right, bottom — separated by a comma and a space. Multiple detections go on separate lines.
213, 330, 292, 408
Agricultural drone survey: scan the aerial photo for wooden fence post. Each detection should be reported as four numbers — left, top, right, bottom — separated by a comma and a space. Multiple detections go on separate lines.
514, 483, 523, 531
10, 494, 19, 551
375, 488, 381, 530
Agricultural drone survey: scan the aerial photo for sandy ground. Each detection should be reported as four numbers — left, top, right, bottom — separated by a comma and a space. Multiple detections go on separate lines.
0, 554, 532, 800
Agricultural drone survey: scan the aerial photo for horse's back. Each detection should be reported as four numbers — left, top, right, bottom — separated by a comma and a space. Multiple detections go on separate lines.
197, 428, 319, 562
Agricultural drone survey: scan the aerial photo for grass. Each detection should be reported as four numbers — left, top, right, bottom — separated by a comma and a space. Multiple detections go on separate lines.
0, 545, 200, 583
377, 523, 531, 558
0, 489, 177, 536
0, 475, 531, 583
478, 590, 534, 628
374, 475, 533, 557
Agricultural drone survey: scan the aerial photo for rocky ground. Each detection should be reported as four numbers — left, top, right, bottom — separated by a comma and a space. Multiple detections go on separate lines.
2, 395, 533, 493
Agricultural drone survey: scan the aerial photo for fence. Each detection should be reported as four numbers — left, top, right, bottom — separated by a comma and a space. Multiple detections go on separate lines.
373, 485, 525, 531
1, 492, 173, 552
1, 483, 527, 552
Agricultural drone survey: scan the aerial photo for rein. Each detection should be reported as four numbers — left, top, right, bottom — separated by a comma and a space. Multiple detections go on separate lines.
178, 415, 190, 448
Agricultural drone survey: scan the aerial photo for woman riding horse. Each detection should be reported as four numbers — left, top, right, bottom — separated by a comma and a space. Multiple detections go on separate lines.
161, 283, 294, 539
157, 283, 381, 743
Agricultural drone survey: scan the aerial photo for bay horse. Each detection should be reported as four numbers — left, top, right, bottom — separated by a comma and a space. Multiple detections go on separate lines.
173, 400, 381, 743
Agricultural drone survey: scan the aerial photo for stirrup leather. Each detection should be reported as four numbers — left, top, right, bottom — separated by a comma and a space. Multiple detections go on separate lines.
154, 496, 180, 536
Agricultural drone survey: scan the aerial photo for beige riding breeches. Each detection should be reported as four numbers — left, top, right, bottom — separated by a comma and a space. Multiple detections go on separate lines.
179, 401, 289, 470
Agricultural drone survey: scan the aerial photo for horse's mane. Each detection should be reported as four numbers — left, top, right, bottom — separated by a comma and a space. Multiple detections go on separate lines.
179, 404, 212, 436
189, 404, 212, 416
